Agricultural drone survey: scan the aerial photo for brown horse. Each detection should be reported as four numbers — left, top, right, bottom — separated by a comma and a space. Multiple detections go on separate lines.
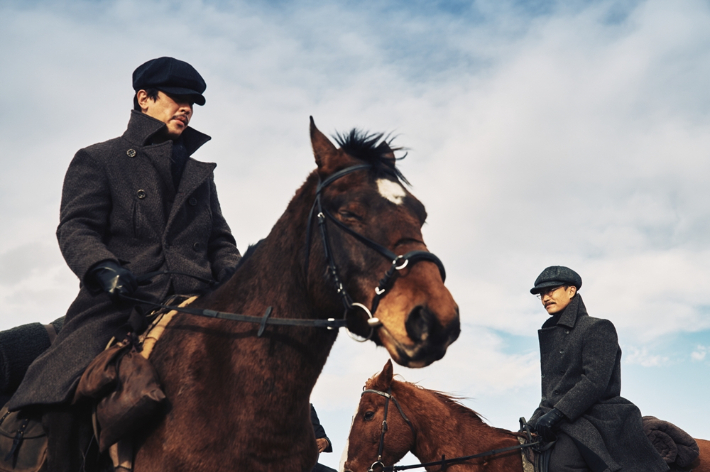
132, 119, 460, 471
343, 361, 710, 472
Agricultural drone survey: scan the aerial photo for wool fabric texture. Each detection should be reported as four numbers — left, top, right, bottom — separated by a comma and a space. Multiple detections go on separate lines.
529, 295, 669, 472
8, 111, 240, 410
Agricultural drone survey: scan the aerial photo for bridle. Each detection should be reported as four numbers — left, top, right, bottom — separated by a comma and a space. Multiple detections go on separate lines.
358, 389, 544, 472
304, 164, 446, 341
121, 163, 446, 339
360, 388, 416, 472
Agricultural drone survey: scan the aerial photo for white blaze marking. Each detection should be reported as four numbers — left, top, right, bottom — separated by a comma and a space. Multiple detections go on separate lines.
377, 179, 406, 205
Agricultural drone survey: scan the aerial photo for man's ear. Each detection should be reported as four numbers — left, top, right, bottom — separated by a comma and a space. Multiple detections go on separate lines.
136, 90, 156, 113
569, 286, 577, 297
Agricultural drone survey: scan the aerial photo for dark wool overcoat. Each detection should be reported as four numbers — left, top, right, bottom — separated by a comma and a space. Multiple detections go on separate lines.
529, 296, 668, 472
8, 111, 241, 410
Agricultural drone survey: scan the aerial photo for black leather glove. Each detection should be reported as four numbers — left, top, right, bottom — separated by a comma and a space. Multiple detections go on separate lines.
89, 261, 138, 304
535, 408, 565, 441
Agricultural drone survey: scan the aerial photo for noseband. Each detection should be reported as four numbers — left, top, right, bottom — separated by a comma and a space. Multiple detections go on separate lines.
361, 388, 416, 472
305, 164, 447, 341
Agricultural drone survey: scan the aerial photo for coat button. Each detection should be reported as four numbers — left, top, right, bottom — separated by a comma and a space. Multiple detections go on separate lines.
127, 149, 137, 158
188, 197, 197, 206
565, 330, 570, 334
553, 390, 560, 395
193, 242, 202, 251
559, 349, 564, 354
137, 189, 147, 199
541, 374, 545, 378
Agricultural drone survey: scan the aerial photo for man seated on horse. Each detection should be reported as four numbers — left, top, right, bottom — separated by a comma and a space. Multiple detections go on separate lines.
528, 266, 667, 472
6, 56, 241, 472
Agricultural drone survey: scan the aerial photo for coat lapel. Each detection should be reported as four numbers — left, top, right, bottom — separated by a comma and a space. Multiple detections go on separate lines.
166, 158, 216, 231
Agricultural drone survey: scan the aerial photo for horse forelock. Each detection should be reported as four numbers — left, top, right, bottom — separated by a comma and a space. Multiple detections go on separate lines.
333, 128, 410, 185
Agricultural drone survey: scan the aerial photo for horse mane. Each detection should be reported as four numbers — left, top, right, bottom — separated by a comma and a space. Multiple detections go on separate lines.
333, 129, 410, 185
426, 389, 487, 425
365, 374, 486, 425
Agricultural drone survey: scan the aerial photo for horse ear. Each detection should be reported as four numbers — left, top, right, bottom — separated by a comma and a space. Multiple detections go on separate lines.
378, 359, 394, 388
310, 116, 341, 174
376, 140, 395, 160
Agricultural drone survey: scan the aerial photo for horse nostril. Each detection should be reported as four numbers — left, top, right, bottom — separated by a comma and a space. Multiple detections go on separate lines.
405, 305, 435, 343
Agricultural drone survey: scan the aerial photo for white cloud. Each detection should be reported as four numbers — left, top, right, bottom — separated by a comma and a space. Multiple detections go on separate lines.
2, 0, 710, 466
691, 345, 707, 361
624, 346, 669, 367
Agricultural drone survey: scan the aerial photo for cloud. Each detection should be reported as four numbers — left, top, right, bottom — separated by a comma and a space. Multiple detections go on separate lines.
691, 345, 707, 361
2, 0, 710, 466
624, 346, 669, 367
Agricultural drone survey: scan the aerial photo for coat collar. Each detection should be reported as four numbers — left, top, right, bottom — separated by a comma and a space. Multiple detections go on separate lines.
552, 295, 587, 329
122, 110, 211, 154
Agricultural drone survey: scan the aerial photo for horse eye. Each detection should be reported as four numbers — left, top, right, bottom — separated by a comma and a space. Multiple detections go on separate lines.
338, 209, 362, 221
364, 411, 375, 421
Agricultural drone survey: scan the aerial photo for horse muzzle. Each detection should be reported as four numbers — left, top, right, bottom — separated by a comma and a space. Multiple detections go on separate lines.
380, 304, 460, 368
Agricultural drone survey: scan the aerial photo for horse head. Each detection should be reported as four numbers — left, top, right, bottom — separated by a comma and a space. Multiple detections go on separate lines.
342, 360, 415, 472
307, 119, 460, 368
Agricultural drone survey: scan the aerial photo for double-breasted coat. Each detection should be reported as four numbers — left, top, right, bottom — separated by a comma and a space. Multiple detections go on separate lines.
529, 295, 667, 472
8, 111, 241, 410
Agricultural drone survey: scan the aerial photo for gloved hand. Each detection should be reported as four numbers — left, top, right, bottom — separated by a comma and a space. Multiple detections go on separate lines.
89, 261, 138, 304
535, 408, 565, 441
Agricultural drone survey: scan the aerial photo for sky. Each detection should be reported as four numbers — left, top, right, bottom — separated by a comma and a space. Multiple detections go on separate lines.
1, 0, 709, 469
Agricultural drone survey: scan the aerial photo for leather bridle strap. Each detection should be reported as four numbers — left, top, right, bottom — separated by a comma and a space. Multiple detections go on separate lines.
362, 388, 416, 472
304, 164, 447, 340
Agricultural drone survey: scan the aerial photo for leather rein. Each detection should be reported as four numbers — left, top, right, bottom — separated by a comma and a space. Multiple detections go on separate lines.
362, 388, 542, 472
122, 164, 446, 340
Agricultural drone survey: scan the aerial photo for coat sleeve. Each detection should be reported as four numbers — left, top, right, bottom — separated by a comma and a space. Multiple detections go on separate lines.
207, 177, 241, 281
56, 149, 119, 287
310, 404, 333, 453
554, 319, 619, 421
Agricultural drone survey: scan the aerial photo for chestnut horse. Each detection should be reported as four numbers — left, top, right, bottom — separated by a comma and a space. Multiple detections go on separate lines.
343, 361, 710, 472
132, 119, 460, 471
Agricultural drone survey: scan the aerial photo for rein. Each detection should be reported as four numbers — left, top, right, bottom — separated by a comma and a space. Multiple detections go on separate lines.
305, 164, 446, 341
120, 164, 444, 339
120, 294, 345, 337
362, 388, 541, 472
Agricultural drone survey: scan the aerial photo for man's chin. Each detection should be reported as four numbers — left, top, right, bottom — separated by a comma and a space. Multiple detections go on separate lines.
164, 128, 186, 141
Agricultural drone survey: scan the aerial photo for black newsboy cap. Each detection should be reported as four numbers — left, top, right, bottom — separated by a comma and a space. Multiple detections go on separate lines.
530, 266, 582, 294
133, 57, 206, 106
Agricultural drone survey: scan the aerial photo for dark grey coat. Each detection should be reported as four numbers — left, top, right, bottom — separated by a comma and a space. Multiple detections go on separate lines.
529, 295, 668, 472
8, 111, 240, 410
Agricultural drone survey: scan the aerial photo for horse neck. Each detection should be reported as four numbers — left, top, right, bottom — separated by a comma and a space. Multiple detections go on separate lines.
197, 171, 337, 397
395, 383, 518, 468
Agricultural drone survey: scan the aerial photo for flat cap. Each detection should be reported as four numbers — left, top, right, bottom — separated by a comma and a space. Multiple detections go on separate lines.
133, 57, 206, 106
530, 266, 582, 294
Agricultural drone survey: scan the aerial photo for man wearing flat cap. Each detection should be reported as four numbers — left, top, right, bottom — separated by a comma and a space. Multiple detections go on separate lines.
527, 266, 667, 472
7, 57, 241, 471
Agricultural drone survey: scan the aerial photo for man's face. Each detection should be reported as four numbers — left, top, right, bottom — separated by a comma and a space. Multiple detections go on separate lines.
137, 90, 194, 141
539, 285, 577, 314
